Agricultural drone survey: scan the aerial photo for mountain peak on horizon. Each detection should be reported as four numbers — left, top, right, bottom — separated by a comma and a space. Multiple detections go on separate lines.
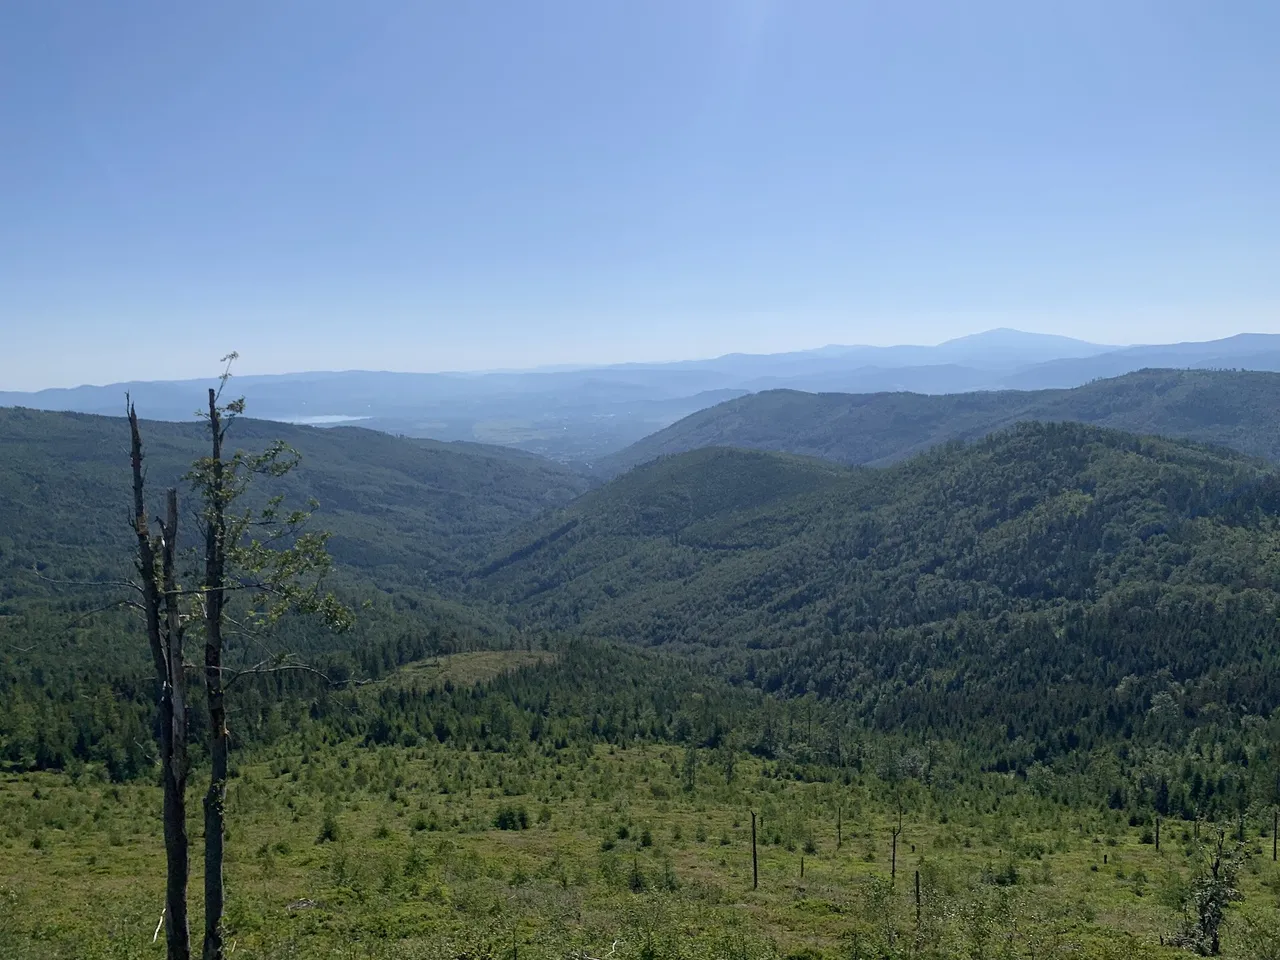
938, 327, 1116, 349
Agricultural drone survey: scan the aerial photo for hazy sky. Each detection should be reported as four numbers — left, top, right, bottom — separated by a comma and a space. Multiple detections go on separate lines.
2, 1, 1279, 389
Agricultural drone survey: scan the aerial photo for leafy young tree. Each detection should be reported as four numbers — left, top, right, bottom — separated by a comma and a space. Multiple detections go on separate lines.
187, 357, 352, 960
1174, 829, 1247, 956
681, 745, 698, 793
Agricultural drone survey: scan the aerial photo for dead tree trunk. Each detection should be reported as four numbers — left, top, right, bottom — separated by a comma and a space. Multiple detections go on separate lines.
914, 869, 921, 931
751, 811, 758, 890
186, 363, 351, 958
161, 489, 190, 960
202, 387, 228, 960
130, 407, 190, 960
891, 807, 903, 887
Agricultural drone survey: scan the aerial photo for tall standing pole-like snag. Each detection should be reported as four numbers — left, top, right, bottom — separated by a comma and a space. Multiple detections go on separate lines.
129, 404, 191, 960
190, 356, 352, 960
751, 811, 758, 890
201, 385, 229, 960
915, 869, 922, 932
891, 804, 903, 887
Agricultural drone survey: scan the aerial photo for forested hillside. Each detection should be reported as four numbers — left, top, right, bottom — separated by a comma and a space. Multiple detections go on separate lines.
483, 423, 1280, 764
0, 406, 592, 592
0, 405, 596, 775
7, 409, 1280, 957
602, 369, 1280, 474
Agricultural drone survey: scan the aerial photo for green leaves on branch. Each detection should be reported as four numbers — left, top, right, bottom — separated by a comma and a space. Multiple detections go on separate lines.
185, 399, 353, 636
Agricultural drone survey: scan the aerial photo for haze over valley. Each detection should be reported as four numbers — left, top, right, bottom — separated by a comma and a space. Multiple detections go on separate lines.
8, 328, 1280, 463
5, 3, 1280, 958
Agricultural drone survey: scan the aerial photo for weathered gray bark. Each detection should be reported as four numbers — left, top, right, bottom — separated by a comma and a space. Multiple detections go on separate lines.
161, 489, 190, 960
891, 806, 903, 887
202, 387, 228, 960
130, 407, 191, 960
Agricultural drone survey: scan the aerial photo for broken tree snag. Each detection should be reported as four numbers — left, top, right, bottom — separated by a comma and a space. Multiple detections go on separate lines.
129, 404, 192, 960
161, 487, 191, 960
751, 811, 758, 890
915, 870, 921, 930
202, 386, 229, 960
891, 807, 903, 887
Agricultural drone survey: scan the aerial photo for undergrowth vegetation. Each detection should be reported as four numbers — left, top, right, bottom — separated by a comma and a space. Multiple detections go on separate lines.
2, 647, 1280, 958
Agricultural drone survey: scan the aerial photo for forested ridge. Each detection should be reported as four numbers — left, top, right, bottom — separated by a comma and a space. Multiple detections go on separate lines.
481, 424, 1280, 768
0, 406, 592, 591
0, 406, 591, 778
603, 369, 1280, 474
6, 408, 1280, 792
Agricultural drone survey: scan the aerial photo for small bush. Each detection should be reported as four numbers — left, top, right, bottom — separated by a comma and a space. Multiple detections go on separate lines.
317, 814, 341, 844
982, 860, 1019, 886
494, 806, 529, 831
628, 858, 648, 893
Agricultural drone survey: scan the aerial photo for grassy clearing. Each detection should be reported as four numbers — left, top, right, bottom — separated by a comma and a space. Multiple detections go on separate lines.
3, 739, 1279, 959
386, 651, 558, 691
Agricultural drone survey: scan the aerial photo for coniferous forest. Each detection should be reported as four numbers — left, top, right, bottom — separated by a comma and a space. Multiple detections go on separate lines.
4, 382, 1280, 959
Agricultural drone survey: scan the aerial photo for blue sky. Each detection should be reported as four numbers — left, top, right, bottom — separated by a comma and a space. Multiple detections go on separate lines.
2, 1, 1278, 389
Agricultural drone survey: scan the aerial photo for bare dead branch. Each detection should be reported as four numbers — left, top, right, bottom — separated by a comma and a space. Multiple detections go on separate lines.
65, 597, 147, 629
221, 658, 377, 690
32, 569, 144, 595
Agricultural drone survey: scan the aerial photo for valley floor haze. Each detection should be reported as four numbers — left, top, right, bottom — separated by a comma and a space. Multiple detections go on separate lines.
6, 2, 1280, 957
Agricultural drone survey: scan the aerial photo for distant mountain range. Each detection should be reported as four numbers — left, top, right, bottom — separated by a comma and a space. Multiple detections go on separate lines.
603, 368, 1280, 475
5, 329, 1280, 461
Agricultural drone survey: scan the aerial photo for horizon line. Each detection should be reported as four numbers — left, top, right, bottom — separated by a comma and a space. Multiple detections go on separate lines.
0, 324, 1162, 394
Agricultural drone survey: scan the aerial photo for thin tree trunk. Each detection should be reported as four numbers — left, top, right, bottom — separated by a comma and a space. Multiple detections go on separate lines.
915, 869, 921, 931
751, 811, 758, 890
162, 490, 191, 960
891, 806, 903, 887
202, 388, 228, 960
130, 407, 191, 960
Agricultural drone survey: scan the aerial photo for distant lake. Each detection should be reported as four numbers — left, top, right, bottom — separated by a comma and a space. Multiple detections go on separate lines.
275, 415, 371, 425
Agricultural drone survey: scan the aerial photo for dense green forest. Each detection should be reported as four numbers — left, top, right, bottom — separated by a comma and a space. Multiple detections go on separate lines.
482, 424, 1280, 806
602, 370, 1280, 475
0, 406, 592, 591
0, 406, 591, 777
4, 404, 1280, 957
